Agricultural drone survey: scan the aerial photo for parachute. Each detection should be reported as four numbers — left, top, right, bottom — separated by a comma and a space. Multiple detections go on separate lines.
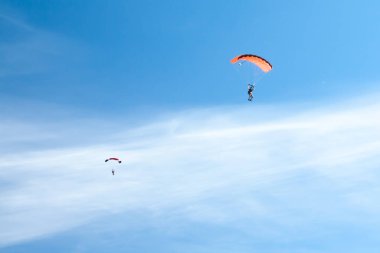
230, 54, 272, 73
231, 54, 272, 101
105, 157, 122, 175
105, 157, 122, 164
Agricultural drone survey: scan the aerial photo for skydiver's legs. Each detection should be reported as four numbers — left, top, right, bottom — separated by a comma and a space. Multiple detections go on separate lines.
248, 91, 253, 101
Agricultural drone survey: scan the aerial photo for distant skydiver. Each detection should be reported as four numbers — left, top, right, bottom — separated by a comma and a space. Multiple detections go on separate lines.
248, 83, 255, 101
105, 157, 122, 175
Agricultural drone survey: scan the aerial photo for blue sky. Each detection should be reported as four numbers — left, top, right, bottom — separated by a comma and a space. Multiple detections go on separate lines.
2, 1, 380, 252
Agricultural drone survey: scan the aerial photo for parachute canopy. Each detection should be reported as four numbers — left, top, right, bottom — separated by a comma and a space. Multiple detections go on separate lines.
231, 54, 272, 73
105, 158, 122, 163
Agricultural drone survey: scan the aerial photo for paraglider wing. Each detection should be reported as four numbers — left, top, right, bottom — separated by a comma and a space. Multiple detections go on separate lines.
231, 54, 272, 73
105, 157, 122, 163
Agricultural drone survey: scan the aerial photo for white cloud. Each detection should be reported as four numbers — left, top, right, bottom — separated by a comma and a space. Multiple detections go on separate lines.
1, 94, 380, 247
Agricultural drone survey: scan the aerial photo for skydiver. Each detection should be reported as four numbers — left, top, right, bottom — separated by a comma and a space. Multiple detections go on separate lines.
112, 169, 115, 176
248, 83, 255, 101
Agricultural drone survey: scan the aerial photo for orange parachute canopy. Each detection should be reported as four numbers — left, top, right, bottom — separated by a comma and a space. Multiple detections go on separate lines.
230, 54, 272, 73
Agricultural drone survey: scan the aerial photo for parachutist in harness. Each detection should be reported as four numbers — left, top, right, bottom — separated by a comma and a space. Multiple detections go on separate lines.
231, 54, 272, 102
105, 157, 122, 176
248, 83, 255, 101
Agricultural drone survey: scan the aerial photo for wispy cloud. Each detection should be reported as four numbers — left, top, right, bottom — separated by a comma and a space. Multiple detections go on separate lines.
1, 94, 380, 248
0, 12, 85, 78
0, 13, 34, 32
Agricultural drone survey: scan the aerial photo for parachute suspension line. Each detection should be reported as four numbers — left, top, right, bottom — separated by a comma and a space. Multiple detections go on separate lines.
232, 61, 247, 84
236, 61, 261, 85
252, 65, 265, 85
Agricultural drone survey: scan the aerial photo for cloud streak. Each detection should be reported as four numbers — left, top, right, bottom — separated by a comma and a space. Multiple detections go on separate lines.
0, 11, 86, 79
1, 94, 380, 248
